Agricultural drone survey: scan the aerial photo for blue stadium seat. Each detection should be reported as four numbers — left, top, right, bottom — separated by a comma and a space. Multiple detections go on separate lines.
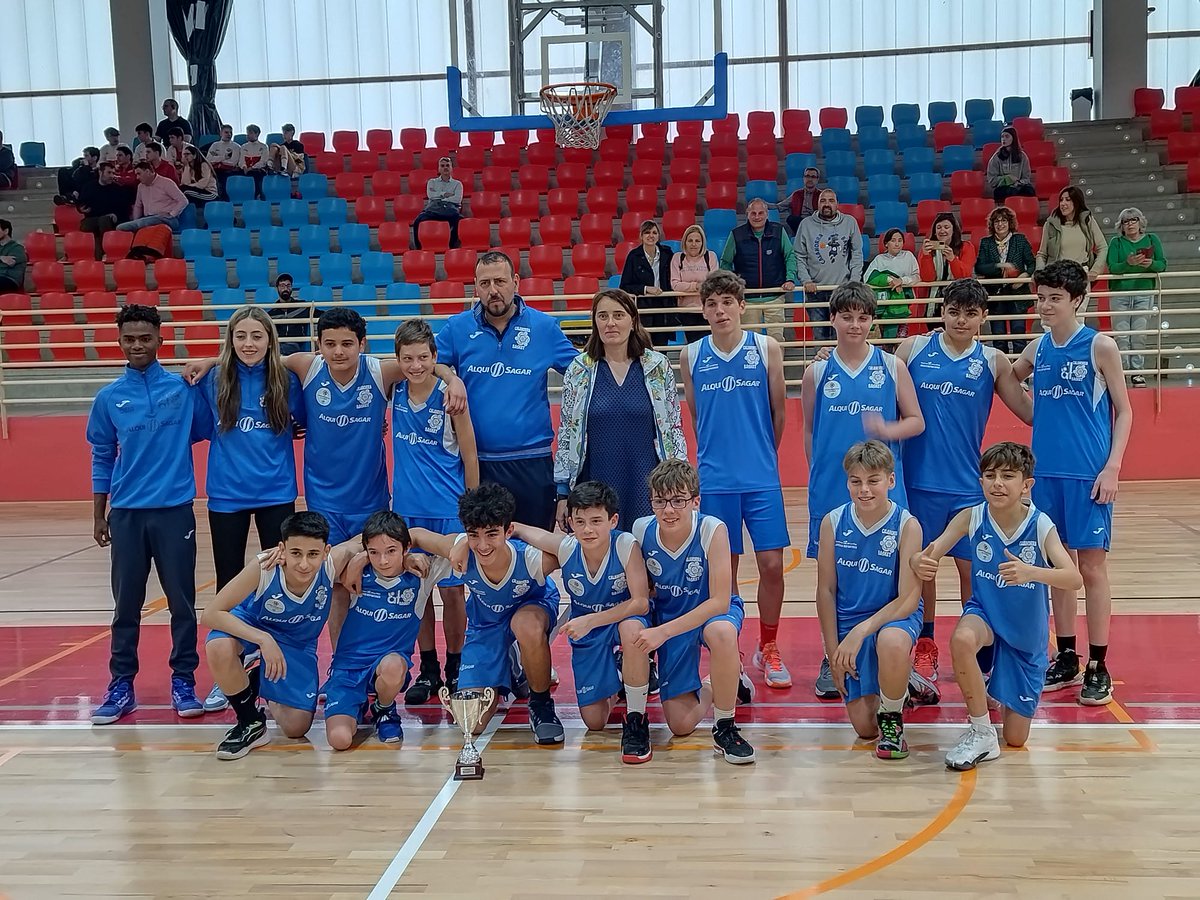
179, 229, 212, 259
318, 252, 353, 288
298, 173, 329, 199
824, 150, 857, 178
279, 198, 311, 229
233, 134, 249, 145
827, 176, 860, 204
194, 256, 230, 292
821, 128, 852, 153
225, 176, 255, 203
907, 172, 944, 204
927, 101, 958, 126
258, 226, 292, 259
867, 174, 901, 205
964, 99, 995, 126
236, 256, 270, 290
971, 119, 1003, 148
210, 287, 247, 321
784, 177, 804, 197
607, 274, 621, 289
384, 281, 424, 321
299, 224, 331, 257
1002, 95, 1033, 123
785, 152, 818, 180
195, 134, 219, 151
703, 208, 736, 253
265, 132, 284, 147
241, 200, 274, 230
262, 175, 292, 203
277, 254, 311, 285
895, 125, 928, 150
19, 142, 46, 167
857, 126, 889, 153
901, 146, 936, 175
306, 285, 334, 304
337, 223, 371, 256
941, 144, 976, 175
317, 197, 348, 227
872, 201, 909, 235
203, 201, 234, 231
745, 180, 778, 204
855, 105, 885, 129
863, 149, 896, 178
341, 284, 384, 335
766, 209, 780, 224
891, 103, 921, 128
218, 227, 252, 259
360, 251, 397, 285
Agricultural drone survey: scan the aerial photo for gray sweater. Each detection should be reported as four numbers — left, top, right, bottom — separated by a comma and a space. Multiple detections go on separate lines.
986, 150, 1032, 192
793, 211, 864, 287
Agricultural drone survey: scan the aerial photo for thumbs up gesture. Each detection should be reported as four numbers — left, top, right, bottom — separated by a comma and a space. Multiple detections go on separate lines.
997, 548, 1034, 585
913, 543, 939, 581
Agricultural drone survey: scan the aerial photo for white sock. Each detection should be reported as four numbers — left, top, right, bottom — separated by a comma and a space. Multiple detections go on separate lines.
879, 692, 905, 714
713, 706, 734, 724
624, 682, 649, 716
969, 713, 993, 730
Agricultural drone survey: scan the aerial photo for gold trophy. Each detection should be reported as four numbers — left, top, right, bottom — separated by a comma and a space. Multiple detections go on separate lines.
438, 686, 495, 780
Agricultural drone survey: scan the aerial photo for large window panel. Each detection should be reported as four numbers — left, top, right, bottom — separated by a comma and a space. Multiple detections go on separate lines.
0, 95, 117, 167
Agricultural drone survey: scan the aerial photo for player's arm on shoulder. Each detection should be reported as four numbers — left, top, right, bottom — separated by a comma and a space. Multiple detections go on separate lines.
678, 343, 698, 431
281, 351, 318, 379
328, 537, 365, 581
1011, 338, 1037, 382
509, 523, 563, 558
814, 516, 840, 660
993, 352, 1034, 425
537, 545, 561, 579
766, 337, 787, 447
407, 527, 460, 560
200, 561, 266, 638
1040, 525, 1085, 592
894, 335, 916, 364
451, 403, 480, 489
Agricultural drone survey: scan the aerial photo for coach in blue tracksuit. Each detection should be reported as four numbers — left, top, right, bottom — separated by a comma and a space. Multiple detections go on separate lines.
86, 304, 207, 725
436, 250, 578, 530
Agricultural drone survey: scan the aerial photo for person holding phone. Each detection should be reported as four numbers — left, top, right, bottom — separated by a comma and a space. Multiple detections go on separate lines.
918, 213, 976, 318
1105, 207, 1165, 387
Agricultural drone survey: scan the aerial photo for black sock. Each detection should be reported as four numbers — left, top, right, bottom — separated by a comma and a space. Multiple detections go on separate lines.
444, 652, 461, 677
1088, 644, 1108, 668
529, 688, 552, 708
228, 685, 259, 726
1057, 635, 1077, 656
920, 621, 935, 640
247, 665, 261, 699
419, 648, 439, 671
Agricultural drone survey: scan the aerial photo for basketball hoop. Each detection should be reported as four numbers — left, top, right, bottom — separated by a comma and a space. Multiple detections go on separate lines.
539, 82, 618, 150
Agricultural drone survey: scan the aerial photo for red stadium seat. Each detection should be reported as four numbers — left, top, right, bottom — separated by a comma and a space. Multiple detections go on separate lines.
371, 170, 403, 198
949, 170, 985, 200
82, 290, 119, 322
497, 217, 532, 248
299, 132, 326, 154
747, 110, 776, 135
1027, 224, 1043, 252
556, 163, 588, 190
1188, 158, 1200, 193
468, 191, 502, 221
665, 183, 698, 212
355, 196, 388, 227
0, 292, 33, 325
538, 214, 572, 246
62, 230, 99, 263
1131, 87, 1162, 116
485, 145, 518, 171
457, 217, 493, 252
51, 326, 87, 361
916, 200, 952, 233
315, 152, 345, 176
705, 181, 738, 210
562, 147, 593, 165
391, 194, 424, 228
707, 157, 739, 183
408, 170, 436, 197
782, 109, 812, 133
454, 145, 486, 179
418, 219, 452, 252
528, 244, 565, 280
675, 121, 704, 138
377, 221, 410, 254
605, 124, 634, 141
399, 128, 427, 155
53, 205, 83, 233
1011, 117, 1044, 143
958, 197, 993, 236
838, 203, 866, 230
746, 133, 777, 158
444, 248, 477, 282
631, 159, 663, 188
673, 135, 703, 160
1148, 109, 1184, 140
526, 142, 558, 167
598, 139, 629, 163
1033, 166, 1069, 202
428, 281, 467, 309
501, 129, 529, 147
1175, 85, 1200, 116
669, 157, 701, 186
708, 133, 740, 159
563, 276, 599, 307
126, 290, 160, 308
585, 187, 619, 217
570, 243, 607, 278
518, 165, 550, 192
101, 230, 134, 262
167, 289, 204, 322
72, 259, 107, 293
546, 188, 580, 217
401, 250, 436, 285
480, 166, 512, 193
640, 122, 668, 141
153, 257, 188, 292
1024, 140, 1057, 169
981, 142, 1001, 170
877, 232, 915, 254
37, 291, 76, 323
507, 189, 541, 219
1167, 131, 1200, 165
819, 107, 848, 130
712, 113, 740, 136
332, 131, 360, 153
614, 241, 637, 272
31, 261, 66, 293
635, 138, 667, 161
93, 325, 123, 360
520, 277, 555, 312
384, 149, 417, 174
625, 185, 659, 215
620, 212, 645, 243
579, 213, 613, 245
592, 160, 625, 188
662, 210, 694, 241
349, 150, 381, 174
1004, 195, 1041, 229
783, 129, 815, 154
335, 173, 367, 200
746, 155, 778, 181
933, 122, 967, 151
25, 231, 59, 263
434, 126, 461, 154
498, 246, 524, 277
2, 324, 42, 362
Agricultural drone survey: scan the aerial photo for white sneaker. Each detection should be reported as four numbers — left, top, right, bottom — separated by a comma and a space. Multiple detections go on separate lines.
945, 723, 1001, 771
203, 684, 229, 712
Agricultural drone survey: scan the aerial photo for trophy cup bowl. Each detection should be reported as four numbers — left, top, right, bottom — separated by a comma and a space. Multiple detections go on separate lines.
438, 686, 496, 780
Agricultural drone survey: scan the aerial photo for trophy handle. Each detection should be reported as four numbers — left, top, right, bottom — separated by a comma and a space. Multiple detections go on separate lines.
481, 686, 496, 709
437, 685, 453, 712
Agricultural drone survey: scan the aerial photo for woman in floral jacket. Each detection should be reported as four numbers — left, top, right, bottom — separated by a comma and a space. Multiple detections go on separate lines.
555, 288, 688, 531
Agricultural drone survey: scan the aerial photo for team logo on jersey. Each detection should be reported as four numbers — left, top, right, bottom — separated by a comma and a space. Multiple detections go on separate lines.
258, 394, 267, 407
315, 385, 332, 407
976, 540, 994, 563
646, 557, 663, 577
314, 586, 328, 611
567, 578, 585, 597
823, 377, 841, 399
264, 594, 286, 614
966, 358, 985, 380
1019, 542, 1037, 565
867, 366, 886, 389
356, 385, 373, 409
697, 355, 719, 374
115, 399, 132, 409
1061, 360, 1088, 382
425, 409, 444, 433
513, 326, 531, 350
512, 580, 530, 597
743, 346, 760, 369
879, 533, 897, 556
611, 573, 627, 593
684, 558, 704, 582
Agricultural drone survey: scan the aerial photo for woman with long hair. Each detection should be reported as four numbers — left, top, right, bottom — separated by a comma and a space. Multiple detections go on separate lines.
669, 223, 718, 343
975, 205, 1037, 354
196, 305, 304, 710
986, 126, 1036, 205
180, 145, 218, 205
918, 211, 977, 316
1037, 185, 1108, 282
619, 220, 677, 348
555, 288, 687, 531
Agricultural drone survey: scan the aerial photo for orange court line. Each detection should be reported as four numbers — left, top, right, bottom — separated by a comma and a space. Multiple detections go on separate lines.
777, 769, 979, 899
737, 547, 803, 587
0, 579, 216, 690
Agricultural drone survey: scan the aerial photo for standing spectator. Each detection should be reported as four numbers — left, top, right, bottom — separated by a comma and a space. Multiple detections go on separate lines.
239, 125, 270, 197
0, 219, 27, 292
116, 162, 188, 233
919, 212, 977, 316
143, 142, 180, 184
794, 188, 863, 344
619, 220, 676, 348
779, 166, 821, 235
99, 128, 123, 164
269, 124, 306, 176
132, 123, 155, 163
0, 132, 16, 190
411, 157, 464, 249
863, 228, 920, 344
164, 127, 188, 175
205, 125, 243, 200
670, 224, 718, 343
1106, 207, 1166, 387
155, 99, 190, 144
54, 147, 100, 206
721, 198, 796, 342
180, 146, 218, 206
78, 163, 133, 257
555, 287, 688, 530
975, 206, 1036, 354
986, 126, 1036, 205
1037, 186, 1108, 282
267, 274, 313, 355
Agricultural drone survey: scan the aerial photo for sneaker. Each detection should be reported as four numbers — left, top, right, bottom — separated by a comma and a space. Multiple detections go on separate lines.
91, 678, 136, 725
737, 668, 755, 705
404, 662, 444, 706
528, 700, 564, 745
814, 657, 840, 700
374, 703, 404, 743
171, 677, 205, 718
712, 717, 756, 765
621, 711, 652, 764
1079, 664, 1114, 706
752, 641, 793, 689
945, 723, 1001, 770
647, 656, 660, 698
443, 658, 460, 695
549, 666, 560, 687
1043, 650, 1083, 693
906, 669, 941, 707
914, 636, 939, 683
203, 684, 229, 712
875, 711, 909, 760
508, 643, 530, 701
216, 713, 270, 760
1131, 374, 1147, 388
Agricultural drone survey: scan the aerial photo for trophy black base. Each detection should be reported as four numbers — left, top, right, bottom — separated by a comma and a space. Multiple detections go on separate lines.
454, 761, 485, 780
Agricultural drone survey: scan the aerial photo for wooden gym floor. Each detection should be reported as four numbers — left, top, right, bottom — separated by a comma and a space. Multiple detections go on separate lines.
0, 484, 1198, 899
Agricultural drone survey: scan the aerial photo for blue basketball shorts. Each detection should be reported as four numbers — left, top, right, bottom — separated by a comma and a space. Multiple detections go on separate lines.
838, 607, 923, 703
205, 625, 319, 713
654, 595, 746, 702
404, 515, 466, 587
312, 508, 376, 546
569, 621, 624, 707
700, 489, 790, 556
961, 598, 1047, 719
456, 593, 562, 692
323, 653, 413, 719
1032, 475, 1112, 551
906, 487, 975, 560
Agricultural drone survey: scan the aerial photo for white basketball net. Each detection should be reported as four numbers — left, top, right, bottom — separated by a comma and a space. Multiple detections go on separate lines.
540, 82, 618, 150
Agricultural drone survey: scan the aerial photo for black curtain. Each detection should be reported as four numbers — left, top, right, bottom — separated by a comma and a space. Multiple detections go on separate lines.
166, 0, 234, 138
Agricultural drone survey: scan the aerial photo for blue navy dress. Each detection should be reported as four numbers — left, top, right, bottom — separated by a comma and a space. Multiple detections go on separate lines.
580, 359, 657, 531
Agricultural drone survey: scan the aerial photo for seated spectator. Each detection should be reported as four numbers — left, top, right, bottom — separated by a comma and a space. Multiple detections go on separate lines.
116, 161, 188, 234
267, 273, 313, 354
0, 132, 16, 191
669, 224, 718, 343
99, 128, 122, 164
778, 166, 821, 236
54, 147, 100, 206
155, 99, 191, 144
411, 157, 464, 248
164, 127, 188, 176
1106, 207, 1166, 388
269, 123, 306, 176
863, 228, 920, 345
205, 124, 243, 200
619, 219, 676, 348
112, 145, 139, 195
142, 141, 180, 185
240, 124, 270, 196
180, 146, 219, 206
132, 123, 155, 163
79, 162, 134, 258
919, 212, 977, 316
975, 205, 1036, 355
986, 126, 1036, 204
0, 219, 26, 292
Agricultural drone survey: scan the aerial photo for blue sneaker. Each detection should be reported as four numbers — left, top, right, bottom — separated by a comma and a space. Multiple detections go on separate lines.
203, 684, 229, 712
172, 677, 205, 718
91, 678, 136, 725
375, 703, 403, 744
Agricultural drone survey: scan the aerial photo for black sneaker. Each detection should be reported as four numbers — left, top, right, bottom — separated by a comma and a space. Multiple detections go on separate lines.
1043, 650, 1083, 693
737, 669, 755, 705
216, 713, 269, 760
647, 655, 660, 698
404, 662, 444, 706
875, 711, 909, 760
443, 659, 460, 695
1079, 664, 1114, 706
528, 700, 564, 745
621, 711, 652, 764
712, 717, 755, 765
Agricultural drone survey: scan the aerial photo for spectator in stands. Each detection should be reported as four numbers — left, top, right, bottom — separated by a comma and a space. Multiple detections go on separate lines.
620, 219, 677, 348
205, 124, 243, 200
919, 211, 977, 316
132, 123, 155, 163
779, 165, 821, 236
239, 125, 270, 197
0, 132, 16, 191
1106, 207, 1166, 388
555, 287, 688, 531
0, 220, 26, 292
986, 126, 1036, 205
155, 99, 190, 143
670, 223, 718, 343
863, 228, 920, 345
79, 162, 133, 258
794, 189, 861, 343
54, 147, 100, 206
411, 157, 464, 249
269, 124, 306, 177
1037, 186, 1108, 286
116, 161, 188, 234
143, 141, 180, 184
721, 198, 796, 342
164, 127, 187, 175
99, 128, 122, 164
112, 145, 139, 198
180, 146, 218, 207
975, 205, 1036, 354
267, 274, 313, 355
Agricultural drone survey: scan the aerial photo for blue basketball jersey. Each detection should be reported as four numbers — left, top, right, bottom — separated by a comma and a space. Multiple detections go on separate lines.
687, 332, 780, 492
334, 557, 451, 669
1031, 326, 1113, 479
827, 501, 912, 630
633, 512, 722, 623
462, 539, 555, 625
808, 345, 908, 523
233, 556, 337, 650
557, 531, 635, 617
391, 378, 466, 519
967, 502, 1055, 654
904, 334, 999, 497
301, 355, 390, 515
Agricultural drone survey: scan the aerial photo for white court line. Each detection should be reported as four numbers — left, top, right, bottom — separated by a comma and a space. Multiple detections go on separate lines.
366, 711, 507, 900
